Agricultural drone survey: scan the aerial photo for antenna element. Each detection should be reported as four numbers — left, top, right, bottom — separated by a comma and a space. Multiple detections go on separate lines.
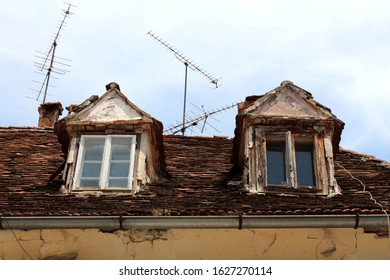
164, 102, 239, 135
29, 3, 75, 103
147, 31, 220, 135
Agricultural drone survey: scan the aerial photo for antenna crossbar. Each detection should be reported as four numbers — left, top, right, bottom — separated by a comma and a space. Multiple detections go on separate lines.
164, 102, 239, 135
147, 31, 221, 135
147, 31, 219, 87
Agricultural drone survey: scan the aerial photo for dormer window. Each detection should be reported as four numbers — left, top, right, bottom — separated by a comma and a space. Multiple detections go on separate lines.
250, 126, 323, 194
232, 81, 345, 196
73, 135, 136, 190
55, 82, 166, 194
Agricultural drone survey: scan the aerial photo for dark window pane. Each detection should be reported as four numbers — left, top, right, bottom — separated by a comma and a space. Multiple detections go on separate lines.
295, 143, 315, 186
266, 141, 286, 185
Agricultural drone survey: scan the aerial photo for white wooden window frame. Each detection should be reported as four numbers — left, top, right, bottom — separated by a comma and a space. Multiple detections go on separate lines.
72, 135, 137, 190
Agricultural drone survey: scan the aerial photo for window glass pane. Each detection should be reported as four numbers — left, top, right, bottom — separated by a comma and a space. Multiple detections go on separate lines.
111, 138, 131, 160
81, 162, 102, 178
80, 179, 100, 188
108, 179, 128, 188
295, 143, 315, 186
266, 141, 286, 185
83, 138, 104, 161
109, 162, 130, 177
76, 136, 135, 190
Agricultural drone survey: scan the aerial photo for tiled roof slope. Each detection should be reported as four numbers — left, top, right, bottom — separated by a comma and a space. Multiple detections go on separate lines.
0, 127, 389, 216
0, 127, 63, 191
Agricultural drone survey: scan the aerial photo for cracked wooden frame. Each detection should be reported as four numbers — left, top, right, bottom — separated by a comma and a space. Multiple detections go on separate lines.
246, 125, 333, 196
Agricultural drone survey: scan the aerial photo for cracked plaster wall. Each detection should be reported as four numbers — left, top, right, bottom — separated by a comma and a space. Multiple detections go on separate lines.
0, 228, 388, 260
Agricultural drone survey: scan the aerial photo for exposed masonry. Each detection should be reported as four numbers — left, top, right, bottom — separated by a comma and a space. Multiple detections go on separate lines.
318, 229, 337, 257
38, 102, 63, 128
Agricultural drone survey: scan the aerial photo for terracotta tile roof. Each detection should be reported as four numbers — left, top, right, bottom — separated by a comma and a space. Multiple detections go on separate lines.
0, 127, 389, 216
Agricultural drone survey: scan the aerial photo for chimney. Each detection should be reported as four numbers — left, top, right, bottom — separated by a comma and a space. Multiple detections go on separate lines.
38, 102, 63, 128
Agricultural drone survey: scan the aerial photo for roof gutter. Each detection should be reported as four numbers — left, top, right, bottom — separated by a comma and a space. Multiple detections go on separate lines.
1, 214, 388, 230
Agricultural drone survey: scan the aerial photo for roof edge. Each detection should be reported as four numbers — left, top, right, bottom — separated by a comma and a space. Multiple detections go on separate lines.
1, 215, 388, 230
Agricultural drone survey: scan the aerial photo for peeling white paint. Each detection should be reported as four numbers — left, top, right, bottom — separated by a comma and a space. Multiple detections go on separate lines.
81, 95, 142, 122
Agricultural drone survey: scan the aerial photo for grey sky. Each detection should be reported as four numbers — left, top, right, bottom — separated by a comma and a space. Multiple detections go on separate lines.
0, 0, 389, 161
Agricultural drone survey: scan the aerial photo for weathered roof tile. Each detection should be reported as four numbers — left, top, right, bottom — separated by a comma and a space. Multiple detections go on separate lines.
0, 127, 389, 216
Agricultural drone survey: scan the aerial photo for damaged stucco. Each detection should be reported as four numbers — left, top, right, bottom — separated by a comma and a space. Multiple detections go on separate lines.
0, 228, 388, 260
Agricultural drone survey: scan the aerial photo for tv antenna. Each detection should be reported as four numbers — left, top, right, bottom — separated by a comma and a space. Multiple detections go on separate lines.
28, 3, 75, 103
164, 101, 239, 135
147, 31, 221, 135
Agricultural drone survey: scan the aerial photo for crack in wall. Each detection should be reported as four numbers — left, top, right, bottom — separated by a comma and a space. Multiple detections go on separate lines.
262, 232, 277, 256
247, 229, 258, 259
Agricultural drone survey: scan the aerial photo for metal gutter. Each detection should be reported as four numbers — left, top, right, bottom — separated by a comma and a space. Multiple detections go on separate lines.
1, 215, 389, 230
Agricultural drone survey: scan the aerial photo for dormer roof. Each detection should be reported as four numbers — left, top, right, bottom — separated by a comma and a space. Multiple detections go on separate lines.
233, 81, 345, 169
55, 82, 164, 147
65, 82, 153, 124
238, 80, 341, 122
241, 80, 335, 119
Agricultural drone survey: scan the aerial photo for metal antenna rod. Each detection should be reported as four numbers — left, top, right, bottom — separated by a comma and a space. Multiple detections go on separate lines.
182, 62, 189, 135
40, 4, 72, 72
31, 3, 74, 103
42, 41, 57, 103
147, 31, 220, 135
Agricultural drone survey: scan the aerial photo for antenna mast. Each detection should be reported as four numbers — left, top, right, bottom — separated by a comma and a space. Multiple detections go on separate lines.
30, 3, 75, 103
147, 31, 220, 135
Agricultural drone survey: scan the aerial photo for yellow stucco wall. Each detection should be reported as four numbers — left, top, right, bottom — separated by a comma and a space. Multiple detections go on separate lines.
0, 228, 388, 260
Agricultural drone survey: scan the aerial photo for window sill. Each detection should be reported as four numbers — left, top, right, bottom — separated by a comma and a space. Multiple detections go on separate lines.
71, 189, 135, 196
261, 186, 327, 196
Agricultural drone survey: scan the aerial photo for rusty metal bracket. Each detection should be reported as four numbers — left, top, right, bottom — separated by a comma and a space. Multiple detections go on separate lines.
238, 214, 243, 230
354, 213, 360, 229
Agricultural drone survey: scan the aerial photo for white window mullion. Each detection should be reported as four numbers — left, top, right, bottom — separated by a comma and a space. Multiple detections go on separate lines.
127, 136, 136, 189
100, 136, 112, 190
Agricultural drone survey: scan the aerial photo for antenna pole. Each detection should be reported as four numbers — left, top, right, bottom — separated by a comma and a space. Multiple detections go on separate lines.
181, 62, 188, 135
43, 41, 57, 103
29, 3, 75, 103
147, 31, 220, 135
